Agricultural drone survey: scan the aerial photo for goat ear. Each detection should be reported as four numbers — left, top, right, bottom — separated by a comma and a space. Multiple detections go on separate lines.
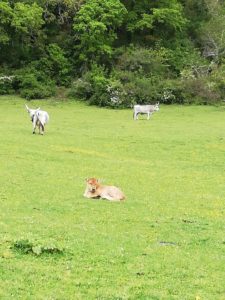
25, 104, 29, 111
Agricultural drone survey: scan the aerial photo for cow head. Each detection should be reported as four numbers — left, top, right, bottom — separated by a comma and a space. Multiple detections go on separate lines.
154, 102, 160, 111
25, 104, 40, 121
85, 178, 99, 193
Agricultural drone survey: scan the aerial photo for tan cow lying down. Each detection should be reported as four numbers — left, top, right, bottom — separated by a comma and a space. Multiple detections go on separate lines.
83, 178, 125, 201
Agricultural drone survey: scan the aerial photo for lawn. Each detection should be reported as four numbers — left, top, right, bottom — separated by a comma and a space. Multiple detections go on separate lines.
0, 95, 225, 299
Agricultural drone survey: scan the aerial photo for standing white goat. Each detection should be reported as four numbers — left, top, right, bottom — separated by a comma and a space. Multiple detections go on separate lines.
25, 104, 49, 135
133, 102, 160, 120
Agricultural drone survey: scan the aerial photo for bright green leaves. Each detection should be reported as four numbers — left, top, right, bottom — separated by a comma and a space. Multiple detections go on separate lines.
44, 43, 71, 85
0, 1, 44, 46
0, 2, 13, 44
150, 6, 187, 31
73, 0, 127, 64
0, 2, 13, 24
12, 3, 44, 34
125, 0, 187, 37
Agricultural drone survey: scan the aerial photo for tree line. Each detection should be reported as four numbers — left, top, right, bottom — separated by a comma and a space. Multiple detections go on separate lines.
0, 0, 225, 106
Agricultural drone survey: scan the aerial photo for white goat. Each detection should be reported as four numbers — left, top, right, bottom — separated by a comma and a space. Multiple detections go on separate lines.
25, 104, 49, 135
133, 102, 159, 120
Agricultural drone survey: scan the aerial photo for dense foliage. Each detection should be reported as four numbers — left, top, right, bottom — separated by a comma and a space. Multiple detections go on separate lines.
0, 0, 225, 105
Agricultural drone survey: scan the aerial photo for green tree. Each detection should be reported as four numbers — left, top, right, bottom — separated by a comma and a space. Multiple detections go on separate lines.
0, 1, 45, 66
0, 2, 13, 45
37, 43, 71, 85
198, 0, 225, 62
121, 0, 187, 44
73, 0, 127, 67
12, 2, 44, 41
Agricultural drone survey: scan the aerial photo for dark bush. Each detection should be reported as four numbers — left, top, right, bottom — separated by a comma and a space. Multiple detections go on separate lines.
68, 76, 93, 100
15, 68, 56, 99
69, 65, 113, 107
159, 79, 184, 104
20, 77, 55, 100
20, 85, 55, 100
180, 78, 220, 104
117, 46, 169, 76
36, 44, 71, 87
69, 64, 133, 108
0, 75, 15, 95
113, 47, 171, 106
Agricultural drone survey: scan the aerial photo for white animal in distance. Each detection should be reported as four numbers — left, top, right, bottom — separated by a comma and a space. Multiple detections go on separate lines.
133, 102, 159, 120
25, 104, 49, 135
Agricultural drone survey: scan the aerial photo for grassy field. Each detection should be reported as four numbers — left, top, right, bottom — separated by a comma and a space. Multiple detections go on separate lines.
0, 95, 225, 300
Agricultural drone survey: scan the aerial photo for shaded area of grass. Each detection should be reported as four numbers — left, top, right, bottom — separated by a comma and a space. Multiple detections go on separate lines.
0, 96, 225, 299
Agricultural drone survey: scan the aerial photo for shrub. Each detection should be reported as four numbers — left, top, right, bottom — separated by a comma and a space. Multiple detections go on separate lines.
69, 64, 135, 108
19, 74, 55, 99
69, 65, 108, 106
158, 79, 184, 104
117, 46, 169, 77
37, 44, 71, 86
68, 78, 93, 99
70, 66, 166, 107
115, 69, 164, 105
15, 67, 56, 99
209, 62, 225, 99
165, 42, 207, 75
0, 75, 15, 95
20, 85, 55, 100
114, 47, 171, 105
88, 68, 110, 106
68, 46, 223, 107
180, 77, 220, 104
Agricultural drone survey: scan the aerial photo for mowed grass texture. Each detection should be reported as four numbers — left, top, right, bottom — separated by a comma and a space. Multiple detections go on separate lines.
0, 96, 225, 299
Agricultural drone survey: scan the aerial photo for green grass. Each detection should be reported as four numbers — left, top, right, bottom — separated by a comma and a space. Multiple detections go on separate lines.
0, 95, 225, 299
